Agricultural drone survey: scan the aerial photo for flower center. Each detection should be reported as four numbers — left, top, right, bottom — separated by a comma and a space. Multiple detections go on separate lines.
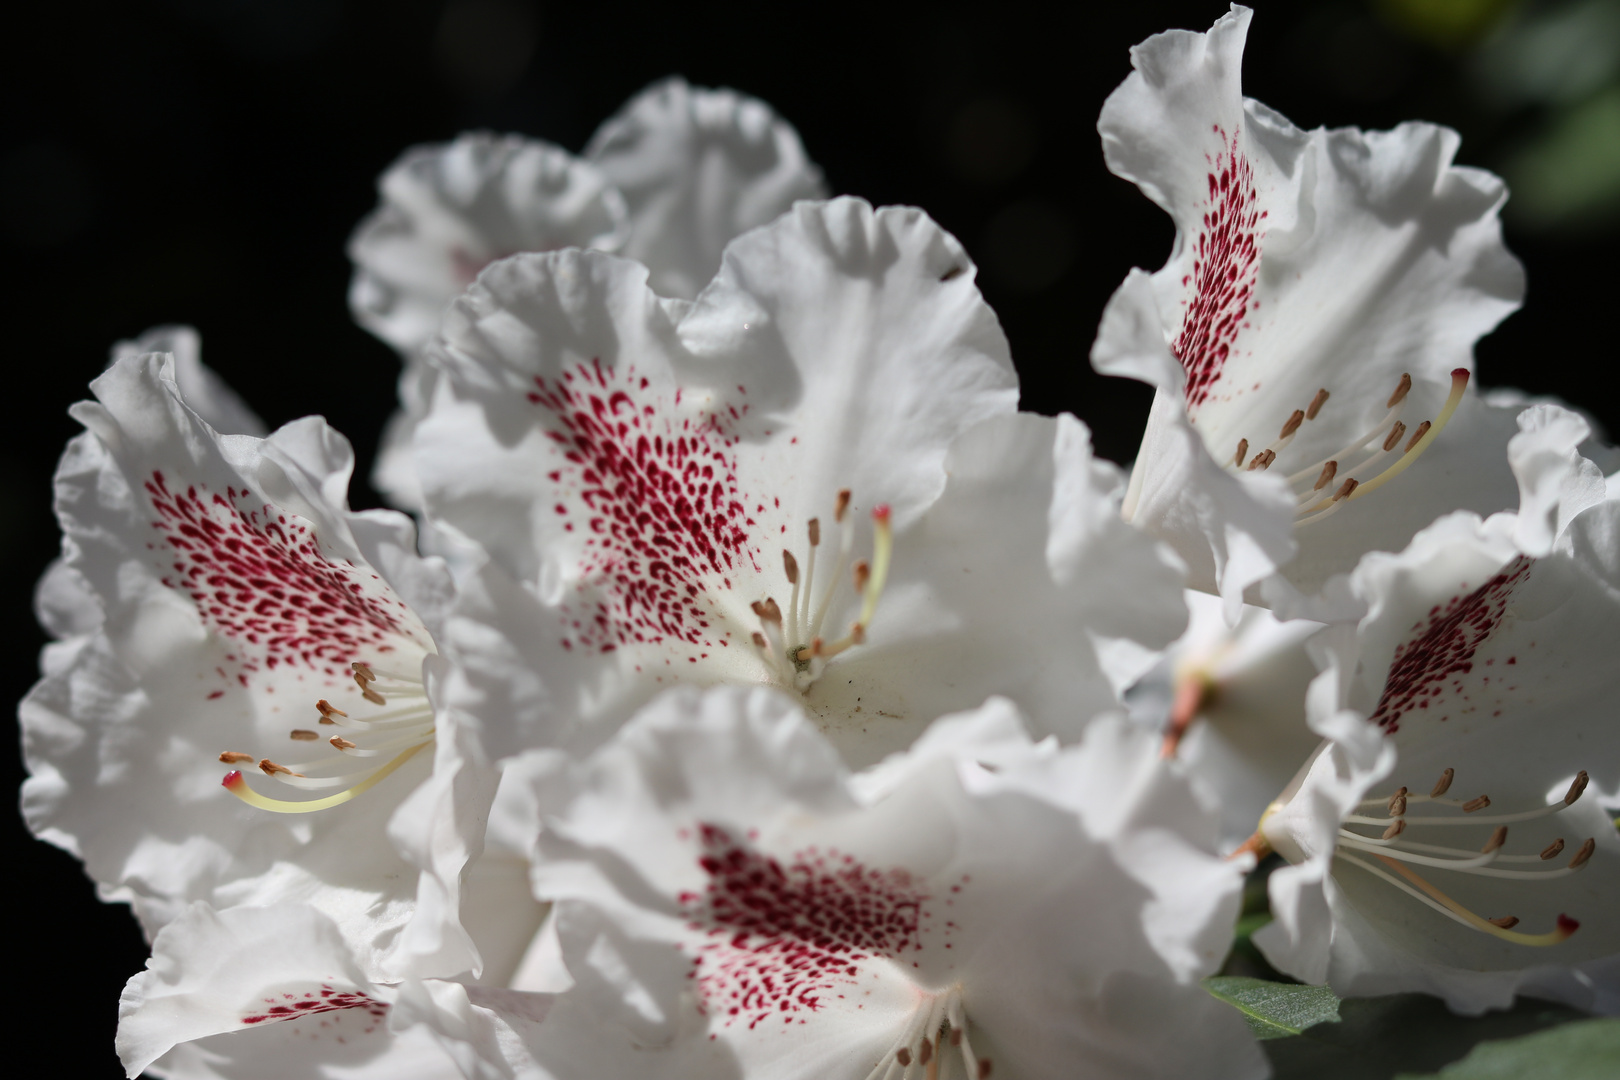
1221, 369, 1470, 527
746, 490, 893, 693
219, 662, 435, 814
866, 986, 991, 1080
1262, 766, 1593, 946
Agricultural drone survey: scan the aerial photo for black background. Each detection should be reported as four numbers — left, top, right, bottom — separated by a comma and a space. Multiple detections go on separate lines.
3, 2, 1611, 1076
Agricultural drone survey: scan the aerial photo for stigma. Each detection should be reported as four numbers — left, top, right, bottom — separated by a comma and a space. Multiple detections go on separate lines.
748, 490, 893, 693
1224, 369, 1470, 527
219, 662, 435, 814
1260, 767, 1593, 946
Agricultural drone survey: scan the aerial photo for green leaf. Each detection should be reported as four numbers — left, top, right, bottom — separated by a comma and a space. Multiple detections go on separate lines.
1263, 994, 1593, 1080
1394, 1018, 1620, 1080
1205, 976, 1341, 1039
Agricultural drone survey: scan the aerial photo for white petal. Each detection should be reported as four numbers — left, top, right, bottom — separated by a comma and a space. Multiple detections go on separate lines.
117, 903, 395, 1077
111, 325, 268, 437
586, 78, 827, 300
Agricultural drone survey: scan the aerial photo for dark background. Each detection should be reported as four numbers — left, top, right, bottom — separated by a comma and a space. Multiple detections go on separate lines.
4, 1, 1614, 1075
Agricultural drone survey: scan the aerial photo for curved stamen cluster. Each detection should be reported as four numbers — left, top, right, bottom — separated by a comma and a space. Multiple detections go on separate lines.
220, 662, 435, 814
1224, 369, 1470, 527
1332, 767, 1594, 945
749, 490, 893, 692
865, 987, 990, 1080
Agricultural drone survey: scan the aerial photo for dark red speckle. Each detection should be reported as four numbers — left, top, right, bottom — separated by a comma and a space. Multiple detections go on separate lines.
147, 472, 418, 685
1174, 128, 1263, 412
529, 359, 756, 654
680, 823, 957, 1032
241, 984, 387, 1032
1370, 556, 1531, 733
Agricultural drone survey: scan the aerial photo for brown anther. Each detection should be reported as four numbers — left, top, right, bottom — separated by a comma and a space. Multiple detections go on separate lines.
1488, 916, 1520, 929
782, 550, 799, 585
361, 684, 387, 706
850, 622, 867, 645
751, 599, 783, 626
1564, 770, 1589, 805
1431, 768, 1454, 797
1246, 449, 1276, 471
897, 1049, 912, 1067
351, 662, 375, 681
1540, 838, 1566, 861
810, 637, 824, 657
950, 1030, 963, 1047
290, 729, 319, 741
1333, 477, 1358, 501
835, 489, 851, 523
330, 736, 357, 751
1306, 388, 1330, 420
1387, 373, 1412, 408
319, 716, 335, 725
1482, 826, 1508, 854
808, 518, 820, 546
316, 699, 347, 719
1462, 795, 1491, 813
918, 1039, 933, 1066
219, 751, 254, 764
979, 1058, 992, 1078
1280, 409, 1305, 440
853, 560, 870, 593
1234, 438, 1249, 468
1404, 421, 1430, 454
258, 759, 299, 777
1314, 461, 1338, 491
1389, 786, 1409, 804
751, 631, 768, 649
1388, 794, 1407, 818
1569, 838, 1596, 870
1381, 819, 1406, 840
1383, 421, 1408, 452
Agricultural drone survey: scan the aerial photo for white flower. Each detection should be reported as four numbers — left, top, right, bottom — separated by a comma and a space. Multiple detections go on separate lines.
117, 902, 462, 1080
1090, 4, 1534, 616
21, 352, 491, 983
349, 79, 825, 509
110, 325, 268, 437
400, 687, 1264, 1080
411, 197, 1186, 769
1252, 405, 1620, 1014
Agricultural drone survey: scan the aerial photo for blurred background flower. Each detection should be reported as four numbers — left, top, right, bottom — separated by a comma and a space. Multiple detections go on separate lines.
3, 2, 1613, 1075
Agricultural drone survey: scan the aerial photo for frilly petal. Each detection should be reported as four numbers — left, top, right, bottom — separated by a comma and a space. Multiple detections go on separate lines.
586, 77, 828, 300
111, 325, 268, 437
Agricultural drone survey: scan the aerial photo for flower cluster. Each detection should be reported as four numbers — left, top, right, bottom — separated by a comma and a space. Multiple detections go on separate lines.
21, 9, 1617, 1080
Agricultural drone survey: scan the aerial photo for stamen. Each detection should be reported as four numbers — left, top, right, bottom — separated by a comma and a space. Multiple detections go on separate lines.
1388, 788, 1408, 816
1313, 461, 1337, 491
1569, 838, 1596, 870
1279, 409, 1305, 440
751, 599, 783, 626
352, 662, 375, 681
1382, 819, 1406, 840
1432, 768, 1454, 797
1233, 439, 1249, 468
835, 489, 851, 523
1482, 826, 1508, 854
330, 736, 357, 750
751, 631, 768, 648
1387, 373, 1412, 408
219, 751, 254, 764
1382, 421, 1407, 453
1540, 839, 1565, 861
259, 759, 300, 777
1565, 771, 1589, 805
1336, 851, 1579, 946
316, 700, 347, 720
853, 561, 870, 593
1404, 421, 1430, 453
1333, 478, 1358, 501
290, 729, 319, 741
897, 1049, 911, 1067
1246, 449, 1276, 471
782, 550, 799, 585
1306, 388, 1329, 420
1463, 795, 1491, 813
1345, 369, 1469, 503
222, 742, 431, 814
1159, 672, 1214, 759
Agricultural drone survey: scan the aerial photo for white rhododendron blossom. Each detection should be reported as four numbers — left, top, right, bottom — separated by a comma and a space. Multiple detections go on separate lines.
110, 325, 269, 438
349, 78, 825, 508
412, 197, 1186, 769
401, 687, 1264, 1080
1254, 406, 1620, 1014
1091, 5, 1531, 616
117, 902, 462, 1080
20, 353, 492, 983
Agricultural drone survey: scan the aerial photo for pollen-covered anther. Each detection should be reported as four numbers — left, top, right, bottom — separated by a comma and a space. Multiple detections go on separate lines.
316, 699, 347, 722
782, 550, 799, 585
1233, 438, 1249, 468
1463, 795, 1491, 813
751, 599, 783, 626
1569, 838, 1596, 870
1313, 461, 1337, 491
1564, 770, 1589, 805
1540, 839, 1566, 861
1307, 388, 1330, 420
1333, 478, 1358, 501
1387, 373, 1412, 408
259, 759, 301, 777
1432, 768, 1454, 797
290, 729, 319, 741
1382, 421, 1408, 452
1279, 409, 1305, 440
330, 736, 357, 751
1382, 819, 1406, 840
1387, 787, 1408, 816
1482, 826, 1508, 854
219, 751, 254, 764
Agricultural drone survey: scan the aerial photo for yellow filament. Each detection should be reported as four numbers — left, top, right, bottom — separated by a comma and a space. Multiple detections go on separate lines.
223, 740, 431, 814
1347, 370, 1469, 502
1360, 852, 1576, 946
